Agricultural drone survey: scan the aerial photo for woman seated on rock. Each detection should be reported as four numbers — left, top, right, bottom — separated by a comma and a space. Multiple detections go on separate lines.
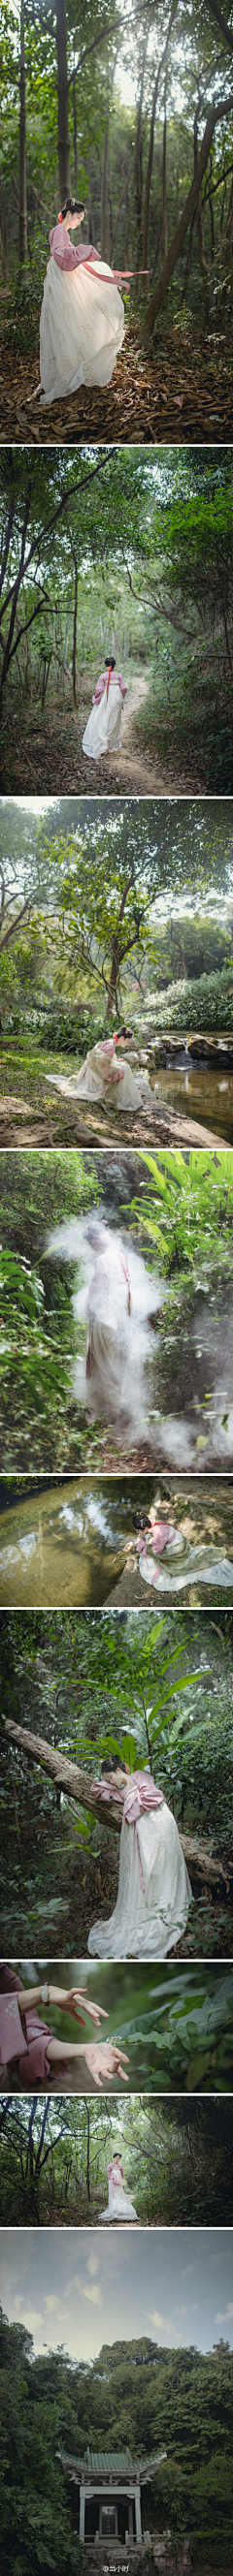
87, 1757, 191, 1962
124, 1501, 233, 1591
46, 1027, 152, 1112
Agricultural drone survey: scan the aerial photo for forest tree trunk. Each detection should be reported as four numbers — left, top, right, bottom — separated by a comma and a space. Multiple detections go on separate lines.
105, 881, 131, 1019
135, 40, 148, 276
162, 78, 168, 261
56, 0, 71, 201
142, 107, 217, 339
142, 4, 176, 277
194, 118, 211, 324
73, 74, 78, 194
19, 0, 28, 265
0, 173, 9, 282
101, 116, 110, 257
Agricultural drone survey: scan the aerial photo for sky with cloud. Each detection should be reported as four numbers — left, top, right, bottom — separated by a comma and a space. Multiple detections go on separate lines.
0, 2230, 232, 2365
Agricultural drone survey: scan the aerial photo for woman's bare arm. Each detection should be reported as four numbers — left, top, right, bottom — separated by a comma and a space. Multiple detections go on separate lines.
17, 1983, 108, 2025
47, 2039, 129, 2088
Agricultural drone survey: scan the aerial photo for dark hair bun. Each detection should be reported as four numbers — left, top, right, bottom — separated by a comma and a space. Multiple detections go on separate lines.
105, 655, 116, 669
61, 196, 86, 219
100, 1756, 126, 1776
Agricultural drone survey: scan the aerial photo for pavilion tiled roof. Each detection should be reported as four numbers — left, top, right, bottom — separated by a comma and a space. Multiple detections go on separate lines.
58, 2446, 166, 2478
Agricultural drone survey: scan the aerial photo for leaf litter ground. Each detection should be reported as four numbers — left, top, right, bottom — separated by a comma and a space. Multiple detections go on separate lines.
0, 317, 232, 445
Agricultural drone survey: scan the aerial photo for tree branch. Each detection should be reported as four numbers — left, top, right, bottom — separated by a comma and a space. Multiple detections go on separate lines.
2, 1715, 232, 1892
206, 2, 233, 53
67, 19, 120, 93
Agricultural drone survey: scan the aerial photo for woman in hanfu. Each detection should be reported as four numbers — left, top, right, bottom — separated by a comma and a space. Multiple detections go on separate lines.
87, 1759, 191, 1962
45, 1028, 153, 1113
83, 1217, 132, 1426
39, 199, 124, 403
126, 1503, 233, 1594
83, 656, 127, 759
100, 2148, 138, 2224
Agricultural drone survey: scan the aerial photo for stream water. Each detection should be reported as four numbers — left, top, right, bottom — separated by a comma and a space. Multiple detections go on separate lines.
0, 1478, 232, 1606
150, 1062, 233, 1141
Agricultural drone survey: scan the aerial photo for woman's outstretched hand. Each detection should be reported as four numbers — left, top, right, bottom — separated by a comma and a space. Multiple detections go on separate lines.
66, 1989, 109, 2027
84, 2041, 129, 2090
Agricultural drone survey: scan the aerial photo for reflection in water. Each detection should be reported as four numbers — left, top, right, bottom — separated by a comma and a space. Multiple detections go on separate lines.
150, 1062, 233, 1142
0, 1483, 124, 1607
0, 1478, 232, 1606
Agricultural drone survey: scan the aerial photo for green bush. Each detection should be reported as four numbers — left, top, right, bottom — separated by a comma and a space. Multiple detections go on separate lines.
144, 968, 233, 1034
1, 234, 48, 352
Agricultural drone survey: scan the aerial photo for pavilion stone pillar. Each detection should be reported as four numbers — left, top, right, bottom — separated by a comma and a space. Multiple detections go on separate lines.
79, 2484, 85, 2542
128, 2501, 134, 2539
135, 2486, 142, 2542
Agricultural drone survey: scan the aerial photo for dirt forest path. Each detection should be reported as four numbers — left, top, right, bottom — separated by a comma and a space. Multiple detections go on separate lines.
106, 669, 165, 791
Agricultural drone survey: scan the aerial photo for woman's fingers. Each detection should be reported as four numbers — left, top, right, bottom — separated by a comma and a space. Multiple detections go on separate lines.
116, 2053, 129, 2076
84, 2041, 129, 2089
88, 2003, 109, 2023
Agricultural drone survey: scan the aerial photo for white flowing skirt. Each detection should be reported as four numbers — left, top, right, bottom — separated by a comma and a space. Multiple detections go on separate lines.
45, 1056, 152, 1111
139, 1536, 233, 1592
100, 2180, 138, 2222
87, 1802, 191, 1960
85, 1314, 130, 1419
83, 680, 122, 759
40, 257, 124, 401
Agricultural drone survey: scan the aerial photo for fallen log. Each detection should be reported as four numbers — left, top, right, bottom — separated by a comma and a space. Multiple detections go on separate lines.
2, 1715, 232, 1894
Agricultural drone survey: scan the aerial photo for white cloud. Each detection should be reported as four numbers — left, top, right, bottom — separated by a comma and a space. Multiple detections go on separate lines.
22, 2310, 43, 2333
45, 2296, 61, 2314
215, 2305, 233, 2325
75, 2272, 102, 2309
87, 2252, 100, 2278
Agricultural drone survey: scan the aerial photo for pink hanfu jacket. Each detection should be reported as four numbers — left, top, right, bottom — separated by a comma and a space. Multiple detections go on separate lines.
0, 1964, 55, 2081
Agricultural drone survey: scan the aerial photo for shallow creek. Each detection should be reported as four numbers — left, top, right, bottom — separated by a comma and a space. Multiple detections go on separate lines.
150, 1060, 233, 1141
0, 1476, 232, 1606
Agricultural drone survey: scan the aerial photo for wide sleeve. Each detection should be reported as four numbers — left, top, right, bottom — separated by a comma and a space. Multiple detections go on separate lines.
50, 224, 76, 270
117, 674, 127, 697
92, 674, 106, 703
19, 2004, 67, 2083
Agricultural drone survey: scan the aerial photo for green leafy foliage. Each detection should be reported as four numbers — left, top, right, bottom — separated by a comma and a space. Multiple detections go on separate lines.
129, 1145, 233, 1278
146, 966, 233, 1033
0, 1148, 99, 1469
